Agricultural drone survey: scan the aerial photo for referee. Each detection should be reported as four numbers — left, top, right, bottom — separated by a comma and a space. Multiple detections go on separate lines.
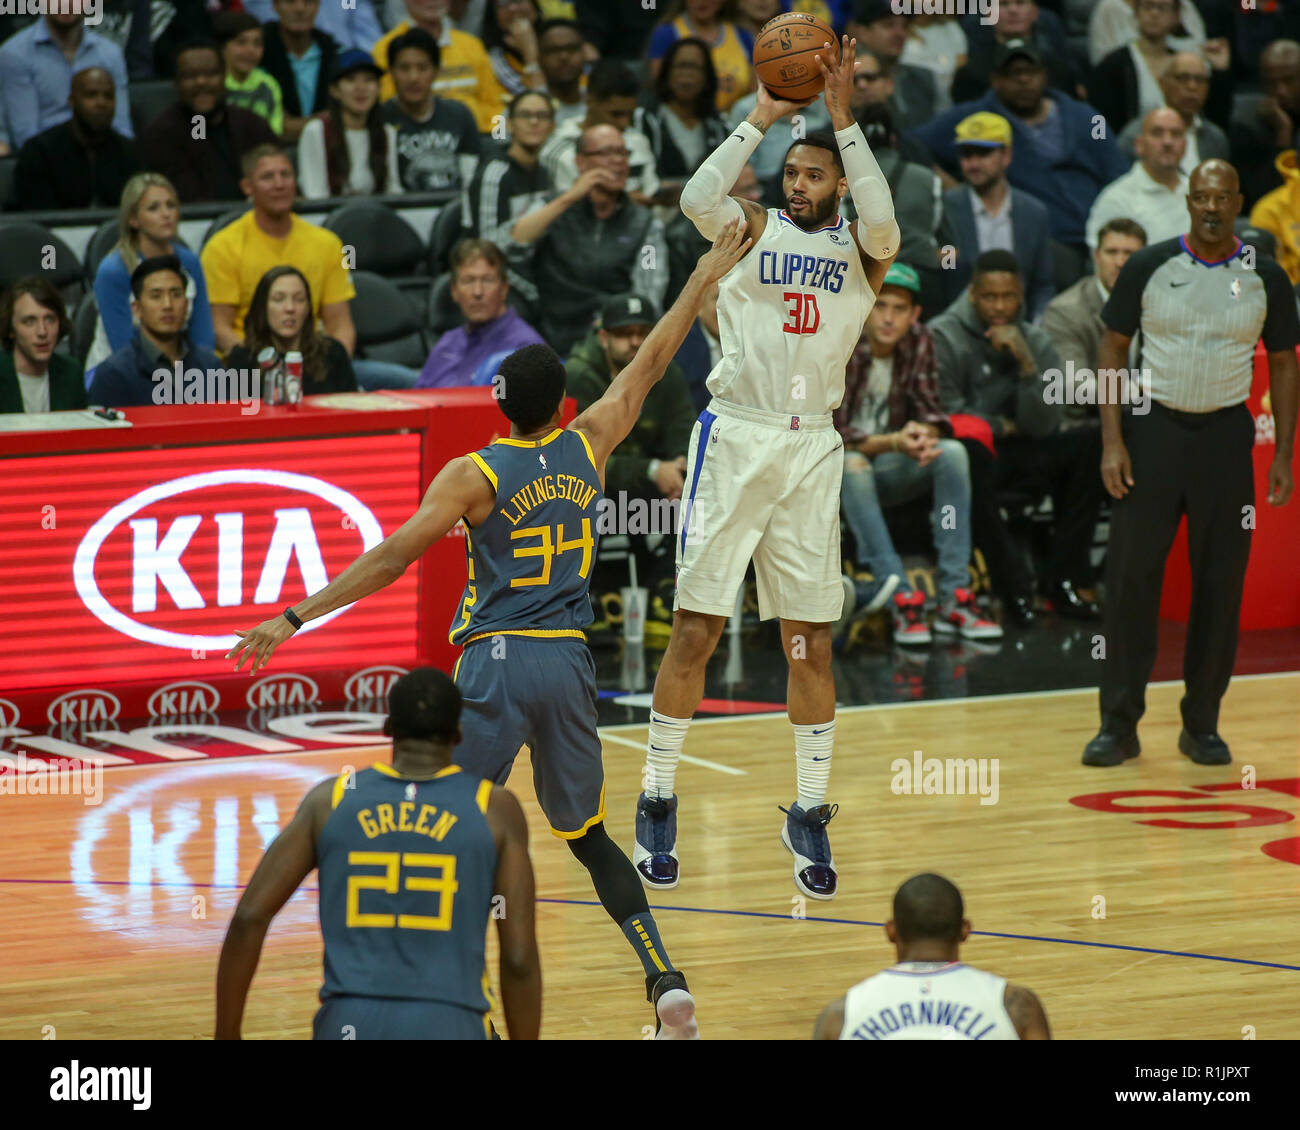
1083, 159, 1299, 767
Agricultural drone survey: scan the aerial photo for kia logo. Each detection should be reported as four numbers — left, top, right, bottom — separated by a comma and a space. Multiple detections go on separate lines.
246, 673, 320, 710
73, 470, 384, 651
47, 690, 122, 726
147, 681, 221, 718
344, 665, 407, 704
0, 698, 19, 728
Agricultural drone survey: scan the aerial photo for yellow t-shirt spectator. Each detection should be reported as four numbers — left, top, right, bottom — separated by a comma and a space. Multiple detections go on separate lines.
200, 211, 356, 341
373, 22, 507, 134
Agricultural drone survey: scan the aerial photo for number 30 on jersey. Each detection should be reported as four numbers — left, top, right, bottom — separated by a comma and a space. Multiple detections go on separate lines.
782, 291, 821, 335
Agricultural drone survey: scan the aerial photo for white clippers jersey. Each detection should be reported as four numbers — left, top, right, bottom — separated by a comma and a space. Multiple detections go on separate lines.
839, 962, 1019, 1041
706, 207, 876, 416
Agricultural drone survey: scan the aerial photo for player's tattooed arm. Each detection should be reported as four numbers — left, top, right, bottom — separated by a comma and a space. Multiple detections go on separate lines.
572, 220, 752, 472
812, 996, 846, 1040
227, 457, 494, 673
1004, 983, 1051, 1040
215, 778, 332, 1038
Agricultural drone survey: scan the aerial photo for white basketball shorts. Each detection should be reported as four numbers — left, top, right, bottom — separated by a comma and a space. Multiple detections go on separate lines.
674, 397, 845, 623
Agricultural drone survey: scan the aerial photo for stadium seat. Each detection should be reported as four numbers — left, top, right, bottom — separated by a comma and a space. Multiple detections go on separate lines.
427, 198, 468, 276
201, 205, 251, 248
1050, 239, 1088, 293
69, 290, 99, 367
83, 218, 122, 277
0, 221, 86, 303
321, 199, 430, 296
351, 270, 428, 369
128, 80, 177, 134
0, 155, 16, 211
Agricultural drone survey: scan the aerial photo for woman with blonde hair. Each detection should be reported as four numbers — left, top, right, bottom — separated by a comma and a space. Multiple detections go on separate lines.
87, 172, 215, 373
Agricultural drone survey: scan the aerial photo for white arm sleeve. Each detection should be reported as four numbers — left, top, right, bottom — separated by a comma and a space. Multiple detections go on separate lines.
835, 121, 900, 261
678, 120, 763, 239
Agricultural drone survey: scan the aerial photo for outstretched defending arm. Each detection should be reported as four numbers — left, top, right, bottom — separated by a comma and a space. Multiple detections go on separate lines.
818, 36, 900, 262
572, 221, 751, 470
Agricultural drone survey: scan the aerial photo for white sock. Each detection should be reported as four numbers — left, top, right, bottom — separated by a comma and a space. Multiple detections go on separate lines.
645, 711, 691, 798
794, 720, 834, 809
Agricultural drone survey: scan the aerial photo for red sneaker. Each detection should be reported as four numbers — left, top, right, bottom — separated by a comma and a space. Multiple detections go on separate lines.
933, 587, 1004, 640
891, 590, 932, 646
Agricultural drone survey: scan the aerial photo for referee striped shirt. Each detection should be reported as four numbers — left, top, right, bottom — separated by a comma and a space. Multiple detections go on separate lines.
1102, 236, 1300, 412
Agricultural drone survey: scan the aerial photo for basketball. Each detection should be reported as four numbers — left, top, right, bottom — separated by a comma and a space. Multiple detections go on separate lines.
752, 12, 840, 104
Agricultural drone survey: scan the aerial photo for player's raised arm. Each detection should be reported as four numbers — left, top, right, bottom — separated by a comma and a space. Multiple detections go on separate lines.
485, 785, 541, 1039
226, 456, 494, 673
816, 36, 900, 266
215, 778, 332, 1039
572, 220, 751, 469
680, 83, 804, 241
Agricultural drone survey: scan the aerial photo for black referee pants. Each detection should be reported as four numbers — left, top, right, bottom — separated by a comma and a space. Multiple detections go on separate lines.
1099, 401, 1256, 736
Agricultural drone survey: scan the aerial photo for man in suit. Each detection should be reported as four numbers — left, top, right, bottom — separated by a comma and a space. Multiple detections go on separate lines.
941, 111, 1055, 321
911, 39, 1129, 256
845, 0, 936, 132
0, 277, 87, 415
1041, 217, 1148, 431
1116, 52, 1230, 176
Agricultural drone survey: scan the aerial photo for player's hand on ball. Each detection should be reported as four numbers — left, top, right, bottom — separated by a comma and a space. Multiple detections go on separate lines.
815, 35, 858, 125
228, 615, 297, 673
696, 218, 753, 281
755, 81, 815, 121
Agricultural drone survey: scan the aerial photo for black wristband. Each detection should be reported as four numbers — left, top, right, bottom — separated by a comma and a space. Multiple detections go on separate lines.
283, 607, 303, 631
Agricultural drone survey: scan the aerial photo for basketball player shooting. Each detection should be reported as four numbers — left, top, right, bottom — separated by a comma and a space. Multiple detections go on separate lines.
225, 224, 751, 1038
635, 35, 898, 901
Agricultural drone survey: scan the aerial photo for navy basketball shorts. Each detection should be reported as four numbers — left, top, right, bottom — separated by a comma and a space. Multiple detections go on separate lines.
313, 996, 490, 1040
452, 634, 605, 839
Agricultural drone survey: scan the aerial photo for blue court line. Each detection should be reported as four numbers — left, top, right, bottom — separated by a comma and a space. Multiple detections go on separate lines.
4, 877, 1296, 972
535, 897, 1300, 973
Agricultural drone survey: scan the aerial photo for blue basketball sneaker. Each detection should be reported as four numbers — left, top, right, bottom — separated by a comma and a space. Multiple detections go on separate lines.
779, 802, 839, 900
634, 793, 679, 889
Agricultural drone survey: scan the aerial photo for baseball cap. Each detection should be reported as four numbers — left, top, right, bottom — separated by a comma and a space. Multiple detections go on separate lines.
954, 111, 1012, 148
993, 38, 1044, 72
851, 0, 897, 26
600, 294, 659, 331
881, 262, 921, 297
331, 48, 385, 83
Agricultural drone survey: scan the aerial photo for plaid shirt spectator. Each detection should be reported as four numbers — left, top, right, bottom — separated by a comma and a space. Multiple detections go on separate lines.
834, 321, 951, 446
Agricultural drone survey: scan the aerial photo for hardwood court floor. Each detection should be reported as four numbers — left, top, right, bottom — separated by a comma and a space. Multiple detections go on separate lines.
1, 673, 1297, 1041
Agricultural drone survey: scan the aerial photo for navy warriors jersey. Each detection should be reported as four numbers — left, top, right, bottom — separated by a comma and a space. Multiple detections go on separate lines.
707, 208, 876, 416
317, 764, 497, 1012
450, 428, 603, 645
